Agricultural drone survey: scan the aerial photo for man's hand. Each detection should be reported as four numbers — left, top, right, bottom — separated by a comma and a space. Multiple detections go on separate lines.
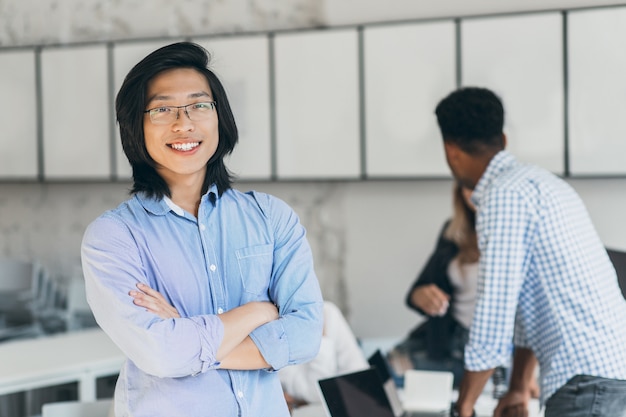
130, 284, 278, 323
255, 300, 280, 323
494, 347, 538, 416
411, 284, 451, 316
493, 390, 530, 417
455, 369, 493, 417
130, 283, 180, 319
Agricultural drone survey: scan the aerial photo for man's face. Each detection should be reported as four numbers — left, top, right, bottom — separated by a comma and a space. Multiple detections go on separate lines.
143, 67, 219, 187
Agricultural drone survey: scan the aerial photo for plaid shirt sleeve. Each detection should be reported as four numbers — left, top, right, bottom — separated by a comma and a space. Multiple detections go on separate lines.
464, 186, 538, 371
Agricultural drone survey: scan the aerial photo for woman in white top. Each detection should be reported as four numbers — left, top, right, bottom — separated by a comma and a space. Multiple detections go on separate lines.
389, 184, 539, 397
388, 183, 482, 388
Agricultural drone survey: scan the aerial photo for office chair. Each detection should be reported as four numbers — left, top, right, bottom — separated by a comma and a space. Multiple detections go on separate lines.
0, 258, 47, 341
61, 267, 98, 331
41, 399, 113, 417
606, 248, 626, 299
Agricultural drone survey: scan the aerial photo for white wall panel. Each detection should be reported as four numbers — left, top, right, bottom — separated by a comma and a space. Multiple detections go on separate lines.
568, 7, 626, 175
364, 21, 455, 177
0, 50, 38, 179
41, 45, 110, 179
274, 29, 361, 179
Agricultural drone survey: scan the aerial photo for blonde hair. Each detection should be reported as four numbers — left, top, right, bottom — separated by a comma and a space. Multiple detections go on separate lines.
443, 183, 479, 264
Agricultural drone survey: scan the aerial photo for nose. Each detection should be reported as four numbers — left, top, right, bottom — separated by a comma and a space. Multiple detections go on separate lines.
172, 108, 195, 131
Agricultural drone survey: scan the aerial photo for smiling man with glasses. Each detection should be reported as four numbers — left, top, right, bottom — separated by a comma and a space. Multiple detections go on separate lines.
81, 42, 324, 417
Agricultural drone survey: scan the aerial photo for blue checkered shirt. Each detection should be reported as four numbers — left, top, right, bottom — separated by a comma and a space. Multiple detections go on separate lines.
465, 150, 626, 405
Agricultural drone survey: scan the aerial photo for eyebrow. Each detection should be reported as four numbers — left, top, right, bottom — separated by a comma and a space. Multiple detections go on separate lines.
146, 91, 212, 103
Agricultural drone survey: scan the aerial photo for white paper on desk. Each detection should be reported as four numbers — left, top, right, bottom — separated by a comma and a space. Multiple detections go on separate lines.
402, 370, 454, 413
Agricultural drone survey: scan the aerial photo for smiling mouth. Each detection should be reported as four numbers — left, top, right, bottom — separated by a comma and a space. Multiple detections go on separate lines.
169, 142, 200, 151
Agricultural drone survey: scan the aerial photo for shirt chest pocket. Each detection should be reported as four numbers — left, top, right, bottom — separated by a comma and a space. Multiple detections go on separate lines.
236, 244, 273, 295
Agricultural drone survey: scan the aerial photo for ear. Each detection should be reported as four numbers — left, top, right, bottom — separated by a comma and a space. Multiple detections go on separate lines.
502, 133, 507, 149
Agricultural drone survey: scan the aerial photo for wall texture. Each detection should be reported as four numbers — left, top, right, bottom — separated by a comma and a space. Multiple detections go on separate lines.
0, 0, 323, 46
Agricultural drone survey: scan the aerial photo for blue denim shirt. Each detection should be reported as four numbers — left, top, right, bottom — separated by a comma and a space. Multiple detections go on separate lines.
81, 185, 324, 417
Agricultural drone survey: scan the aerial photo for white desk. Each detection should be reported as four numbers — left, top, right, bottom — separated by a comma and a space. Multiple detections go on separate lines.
0, 328, 124, 401
474, 395, 543, 417
292, 404, 326, 417
291, 395, 543, 417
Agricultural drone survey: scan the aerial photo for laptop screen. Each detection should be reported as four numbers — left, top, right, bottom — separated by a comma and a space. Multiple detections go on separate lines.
368, 349, 392, 383
318, 368, 396, 417
367, 349, 404, 417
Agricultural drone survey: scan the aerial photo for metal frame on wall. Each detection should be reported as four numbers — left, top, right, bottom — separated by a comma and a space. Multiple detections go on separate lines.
1, 3, 625, 183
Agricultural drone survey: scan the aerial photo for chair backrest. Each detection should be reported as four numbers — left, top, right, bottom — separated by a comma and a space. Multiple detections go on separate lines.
65, 276, 96, 330
0, 258, 36, 291
607, 248, 626, 299
66, 277, 90, 313
41, 399, 113, 417
0, 259, 40, 310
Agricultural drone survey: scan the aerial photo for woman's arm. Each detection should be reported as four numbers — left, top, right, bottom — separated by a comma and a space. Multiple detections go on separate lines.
405, 220, 457, 315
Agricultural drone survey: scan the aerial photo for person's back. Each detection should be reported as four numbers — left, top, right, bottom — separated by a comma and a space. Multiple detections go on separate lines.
434, 86, 626, 417
477, 152, 626, 404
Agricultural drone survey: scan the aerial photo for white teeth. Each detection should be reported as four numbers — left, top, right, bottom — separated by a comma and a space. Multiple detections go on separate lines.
170, 142, 199, 151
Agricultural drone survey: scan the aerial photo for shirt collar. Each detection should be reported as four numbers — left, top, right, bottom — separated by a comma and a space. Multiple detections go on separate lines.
135, 184, 220, 216
163, 196, 185, 216
472, 150, 516, 208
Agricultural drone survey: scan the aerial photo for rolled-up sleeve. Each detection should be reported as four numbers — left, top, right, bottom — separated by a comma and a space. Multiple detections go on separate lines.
465, 189, 535, 371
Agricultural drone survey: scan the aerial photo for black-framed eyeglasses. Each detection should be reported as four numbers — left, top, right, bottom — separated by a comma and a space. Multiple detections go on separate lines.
144, 101, 217, 125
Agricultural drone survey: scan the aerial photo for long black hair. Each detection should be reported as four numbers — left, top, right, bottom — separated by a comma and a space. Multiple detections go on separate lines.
116, 41, 238, 198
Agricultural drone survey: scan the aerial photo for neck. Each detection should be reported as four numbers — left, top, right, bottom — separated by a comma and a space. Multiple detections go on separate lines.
467, 151, 498, 188
171, 188, 202, 216
167, 176, 205, 217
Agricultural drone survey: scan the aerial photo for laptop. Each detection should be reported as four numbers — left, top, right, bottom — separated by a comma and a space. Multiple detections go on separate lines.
368, 349, 453, 416
368, 349, 404, 416
317, 366, 450, 417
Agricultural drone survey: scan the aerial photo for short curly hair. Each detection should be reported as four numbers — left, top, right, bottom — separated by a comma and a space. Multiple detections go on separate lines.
435, 87, 505, 156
